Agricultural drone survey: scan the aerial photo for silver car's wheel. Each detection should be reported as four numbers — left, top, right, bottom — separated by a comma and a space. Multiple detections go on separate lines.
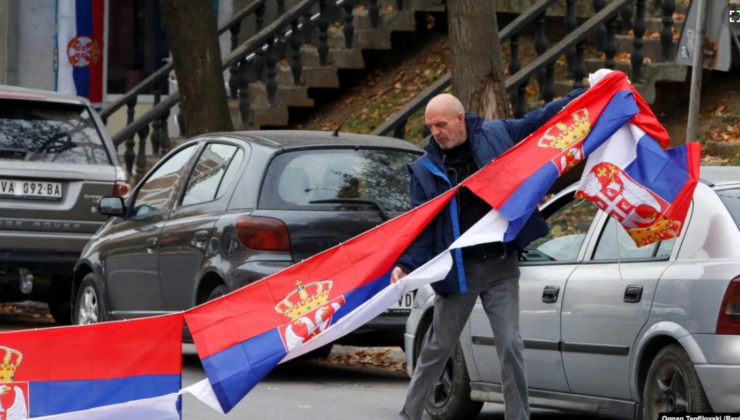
643, 344, 712, 420
74, 274, 105, 325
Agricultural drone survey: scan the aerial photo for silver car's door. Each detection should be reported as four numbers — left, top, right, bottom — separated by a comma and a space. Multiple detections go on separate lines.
469, 192, 600, 392
560, 213, 676, 400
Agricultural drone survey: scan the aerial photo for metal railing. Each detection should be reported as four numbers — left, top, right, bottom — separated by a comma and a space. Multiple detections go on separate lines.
372, 0, 675, 142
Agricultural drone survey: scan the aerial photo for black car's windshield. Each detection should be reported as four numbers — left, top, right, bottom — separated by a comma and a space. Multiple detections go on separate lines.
259, 148, 418, 213
0, 99, 110, 164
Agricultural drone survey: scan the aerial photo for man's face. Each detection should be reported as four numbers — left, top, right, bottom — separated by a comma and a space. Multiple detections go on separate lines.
425, 108, 466, 149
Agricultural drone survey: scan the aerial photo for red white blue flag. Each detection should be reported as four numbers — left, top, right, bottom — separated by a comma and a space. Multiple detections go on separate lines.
56, 0, 106, 107
28, 70, 700, 418
182, 69, 700, 414
0, 315, 183, 418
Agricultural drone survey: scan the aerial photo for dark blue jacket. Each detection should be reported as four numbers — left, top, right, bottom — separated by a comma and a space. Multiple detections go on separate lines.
396, 90, 583, 295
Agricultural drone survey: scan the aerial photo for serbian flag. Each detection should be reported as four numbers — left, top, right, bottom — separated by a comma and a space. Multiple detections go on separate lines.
182, 69, 697, 415
56, 0, 105, 107
0, 315, 183, 418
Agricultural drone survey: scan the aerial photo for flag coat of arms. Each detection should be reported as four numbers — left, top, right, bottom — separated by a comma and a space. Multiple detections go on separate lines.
0, 315, 183, 418
56, 0, 106, 106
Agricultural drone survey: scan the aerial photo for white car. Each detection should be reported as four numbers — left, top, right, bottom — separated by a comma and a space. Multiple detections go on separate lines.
405, 166, 740, 420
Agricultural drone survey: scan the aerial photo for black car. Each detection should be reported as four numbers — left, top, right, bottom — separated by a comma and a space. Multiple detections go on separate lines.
73, 131, 422, 350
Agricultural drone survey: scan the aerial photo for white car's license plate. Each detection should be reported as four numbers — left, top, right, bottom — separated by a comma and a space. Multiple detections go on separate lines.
0, 179, 63, 200
388, 291, 414, 312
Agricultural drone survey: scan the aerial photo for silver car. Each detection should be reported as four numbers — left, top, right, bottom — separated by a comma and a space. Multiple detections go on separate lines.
0, 85, 127, 324
405, 166, 740, 420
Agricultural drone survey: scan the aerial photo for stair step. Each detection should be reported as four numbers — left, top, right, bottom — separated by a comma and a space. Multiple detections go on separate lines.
353, 10, 416, 32
249, 83, 314, 108
644, 17, 684, 34
616, 35, 678, 61
583, 59, 688, 83
328, 27, 395, 50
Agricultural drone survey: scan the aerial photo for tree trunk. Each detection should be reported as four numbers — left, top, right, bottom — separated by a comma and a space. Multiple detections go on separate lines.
447, 0, 508, 121
160, 0, 233, 136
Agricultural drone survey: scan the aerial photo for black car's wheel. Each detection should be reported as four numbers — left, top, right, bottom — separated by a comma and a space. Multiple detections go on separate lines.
643, 344, 712, 420
416, 316, 483, 420
207, 284, 229, 301
74, 273, 106, 325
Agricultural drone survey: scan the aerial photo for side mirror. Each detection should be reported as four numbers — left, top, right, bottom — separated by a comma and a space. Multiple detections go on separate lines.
99, 196, 125, 216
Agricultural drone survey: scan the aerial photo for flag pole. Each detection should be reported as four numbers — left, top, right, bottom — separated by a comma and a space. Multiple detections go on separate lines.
685, 0, 709, 144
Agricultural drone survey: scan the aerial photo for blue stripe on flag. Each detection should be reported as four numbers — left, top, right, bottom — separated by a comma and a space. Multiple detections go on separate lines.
624, 134, 690, 203
581, 90, 640, 156
202, 329, 287, 413
73, 0, 92, 98
29, 374, 181, 417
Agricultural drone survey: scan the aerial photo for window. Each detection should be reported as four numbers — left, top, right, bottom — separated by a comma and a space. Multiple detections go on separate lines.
592, 216, 674, 260
522, 196, 599, 262
182, 144, 242, 206
259, 149, 418, 213
718, 189, 740, 230
216, 149, 245, 199
132, 145, 196, 217
0, 100, 110, 165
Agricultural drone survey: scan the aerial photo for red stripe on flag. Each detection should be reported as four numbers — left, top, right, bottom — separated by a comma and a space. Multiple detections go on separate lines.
185, 188, 458, 360
663, 141, 701, 237
629, 84, 670, 148
89, 0, 105, 105
0, 314, 183, 382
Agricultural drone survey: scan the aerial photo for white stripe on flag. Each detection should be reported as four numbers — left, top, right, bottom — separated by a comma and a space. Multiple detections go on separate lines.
30, 393, 180, 420
56, 0, 76, 95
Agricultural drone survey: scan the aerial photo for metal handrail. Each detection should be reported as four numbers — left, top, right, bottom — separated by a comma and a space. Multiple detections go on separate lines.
101, 0, 272, 119
372, 0, 629, 138
111, 0, 319, 145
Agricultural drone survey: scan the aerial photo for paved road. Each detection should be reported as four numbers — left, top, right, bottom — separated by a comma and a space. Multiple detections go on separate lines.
1, 316, 603, 420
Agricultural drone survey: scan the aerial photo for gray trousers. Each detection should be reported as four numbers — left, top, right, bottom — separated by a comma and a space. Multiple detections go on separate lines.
400, 253, 529, 420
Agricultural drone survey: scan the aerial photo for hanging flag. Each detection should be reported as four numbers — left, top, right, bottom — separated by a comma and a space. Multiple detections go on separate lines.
56, 0, 106, 107
184, 70, 652, 414
0, 315, 183, 418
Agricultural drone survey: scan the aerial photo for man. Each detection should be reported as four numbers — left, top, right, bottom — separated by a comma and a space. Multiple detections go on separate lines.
392, 89, 583, 420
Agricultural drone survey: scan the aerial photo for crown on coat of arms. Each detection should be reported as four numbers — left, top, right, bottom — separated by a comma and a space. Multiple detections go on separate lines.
0, 346, 22, 382
538, 108, 591, 151
275, 280, 333, 320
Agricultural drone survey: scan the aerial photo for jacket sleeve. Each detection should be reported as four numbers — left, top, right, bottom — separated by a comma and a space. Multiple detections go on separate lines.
502, 88, 585, 143
394, 175, 435, 274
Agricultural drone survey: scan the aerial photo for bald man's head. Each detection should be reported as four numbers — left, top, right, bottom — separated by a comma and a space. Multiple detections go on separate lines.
425, 94, 467, 149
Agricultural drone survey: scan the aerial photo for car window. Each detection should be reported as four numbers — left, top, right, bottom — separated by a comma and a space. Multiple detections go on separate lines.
259, 149, 418, 213
182, 144, 240, 206
0, 100, 110, 165
216, 148, 245, 199
132, 144, 196, 217
717, 189, 740, 230
523, 196, 599, 262
593, 216, 660, 260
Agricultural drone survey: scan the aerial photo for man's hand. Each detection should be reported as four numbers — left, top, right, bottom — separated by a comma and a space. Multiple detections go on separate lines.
390, 266, 407, 284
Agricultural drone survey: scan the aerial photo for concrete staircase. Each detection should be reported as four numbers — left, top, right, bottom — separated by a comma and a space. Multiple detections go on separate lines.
232, 0, 444, 130
552, 3, 689, 104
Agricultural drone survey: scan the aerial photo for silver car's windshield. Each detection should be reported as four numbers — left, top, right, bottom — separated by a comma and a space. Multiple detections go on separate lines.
0, 99, 111, 165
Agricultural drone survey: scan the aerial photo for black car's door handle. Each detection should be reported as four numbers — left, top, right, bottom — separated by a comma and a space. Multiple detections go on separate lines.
542, 286, 560, 303
624, 285, 644, 303
145, 237, 158, 248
